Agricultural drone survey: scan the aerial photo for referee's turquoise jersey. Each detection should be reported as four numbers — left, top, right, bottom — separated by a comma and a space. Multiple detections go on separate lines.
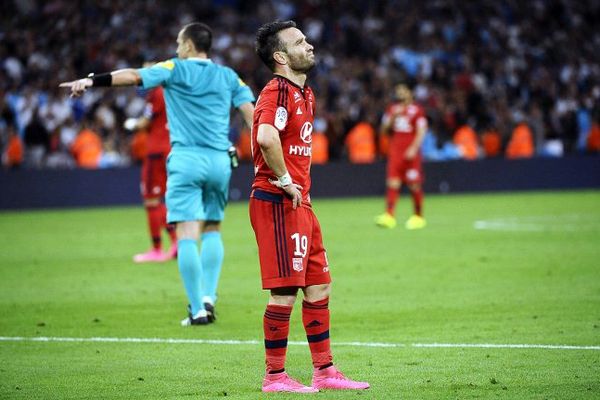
138, 58, 255, 150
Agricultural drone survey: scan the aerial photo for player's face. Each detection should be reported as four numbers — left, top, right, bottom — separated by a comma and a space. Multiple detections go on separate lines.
176, 30, 189, 59
277, 28, 315, 73
395, 85, 412, 104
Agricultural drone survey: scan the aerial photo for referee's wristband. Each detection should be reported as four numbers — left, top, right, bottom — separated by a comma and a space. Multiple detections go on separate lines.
278, 172, 292, 187
87, 72, 113, 87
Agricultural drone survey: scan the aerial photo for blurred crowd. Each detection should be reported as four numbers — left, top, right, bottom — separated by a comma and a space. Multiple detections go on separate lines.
1, 0, 600, 169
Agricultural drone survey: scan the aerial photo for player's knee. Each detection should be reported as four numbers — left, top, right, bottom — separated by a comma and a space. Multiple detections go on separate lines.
270, 287, 299, 306
408, 183, 421, 192
143, 197, 161, 207
176, 221, 200, 240
303, 283, 331, 302
386, 179, 401, 190
202, 220, 221, 233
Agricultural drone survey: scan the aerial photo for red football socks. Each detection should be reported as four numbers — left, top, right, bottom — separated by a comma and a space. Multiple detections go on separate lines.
166, 222, 176, 243
264, 304, 292, 373
411, 189, 423, 216
385, 187, 399, 215
146, 203, 173, 249
146, 205, 163, 249
302, 298, 332, 369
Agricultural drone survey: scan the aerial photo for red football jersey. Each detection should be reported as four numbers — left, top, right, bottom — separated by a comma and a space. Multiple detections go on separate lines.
252, 76, 316, 201
145, 86, 171, 155
383, 102, 427, 152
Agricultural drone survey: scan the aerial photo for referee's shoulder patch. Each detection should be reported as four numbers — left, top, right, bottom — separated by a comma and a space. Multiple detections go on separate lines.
155, 60, 175, 70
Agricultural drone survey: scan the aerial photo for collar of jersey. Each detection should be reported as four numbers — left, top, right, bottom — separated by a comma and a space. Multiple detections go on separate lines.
274, 74, 307, 90
186, 57, 213, 63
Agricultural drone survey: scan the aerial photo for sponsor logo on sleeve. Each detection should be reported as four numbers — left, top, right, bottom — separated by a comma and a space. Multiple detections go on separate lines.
275, 107, 288, 130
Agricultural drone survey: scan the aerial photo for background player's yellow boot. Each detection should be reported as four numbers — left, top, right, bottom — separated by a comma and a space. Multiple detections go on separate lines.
405, 215, 426, 230
375, 212, 397, 228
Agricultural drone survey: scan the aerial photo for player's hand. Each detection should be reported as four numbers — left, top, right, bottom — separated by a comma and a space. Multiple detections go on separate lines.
268, 179, 303, 209
123, 118, 140, 131
404, 146, 418, 160
59, 78, 93, 98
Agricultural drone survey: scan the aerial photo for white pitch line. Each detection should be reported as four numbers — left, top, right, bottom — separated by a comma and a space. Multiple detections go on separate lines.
0, 336, 598, 350
411, 343, 600, 350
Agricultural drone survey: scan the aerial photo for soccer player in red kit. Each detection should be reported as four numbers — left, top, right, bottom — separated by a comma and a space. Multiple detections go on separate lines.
132, 86, 177, 262
250, 20, 370, 393
375, 84, 428, 230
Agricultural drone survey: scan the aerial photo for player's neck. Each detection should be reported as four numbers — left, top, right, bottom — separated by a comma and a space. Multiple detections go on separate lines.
274, 68, 306, 88
182, 51, 208, 60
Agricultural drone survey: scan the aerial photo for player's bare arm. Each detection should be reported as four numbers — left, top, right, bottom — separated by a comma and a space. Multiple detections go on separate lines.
405, 118, 427, 160
59, 69, 142, 98
257, 123, 303, 209
380, 117, 392, 136
238, 102, 255, 129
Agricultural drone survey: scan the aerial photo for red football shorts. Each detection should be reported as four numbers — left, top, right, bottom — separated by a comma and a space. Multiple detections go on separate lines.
249, 189, 332, 290
140, 152, 168, 199
386, 153, 423, 184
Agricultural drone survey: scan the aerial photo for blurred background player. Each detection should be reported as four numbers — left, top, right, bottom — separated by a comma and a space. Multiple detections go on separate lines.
128, 85, 178, 263
60, 22, 255, 326
251, 20, 369, 393
375, 84, 427, 230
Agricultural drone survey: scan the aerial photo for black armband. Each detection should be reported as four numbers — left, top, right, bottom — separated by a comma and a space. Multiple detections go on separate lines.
87, 72, 113, 87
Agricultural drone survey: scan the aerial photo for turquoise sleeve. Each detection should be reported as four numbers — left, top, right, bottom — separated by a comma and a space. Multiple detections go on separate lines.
137, 60, 176, 89
231, 72, 255, 107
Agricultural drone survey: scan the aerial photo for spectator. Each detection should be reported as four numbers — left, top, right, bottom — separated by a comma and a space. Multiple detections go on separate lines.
506, 122, 535, 159
453, 124, 480, 160
2, 126, 23, 168
345, 120, 376, 164
71, 122, 103, 169
23, 110, 49, 168
311, 117, 329, 164
586, 120, 600, 153
481, 127, 502, 158
1, 0, 599, 165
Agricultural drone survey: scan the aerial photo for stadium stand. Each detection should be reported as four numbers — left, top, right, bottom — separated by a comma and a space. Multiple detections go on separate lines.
0, 0, 599, 169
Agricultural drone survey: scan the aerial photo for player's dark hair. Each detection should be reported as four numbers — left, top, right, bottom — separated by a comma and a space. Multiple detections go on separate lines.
255, 20, 297, 71
182, 22, 212, 54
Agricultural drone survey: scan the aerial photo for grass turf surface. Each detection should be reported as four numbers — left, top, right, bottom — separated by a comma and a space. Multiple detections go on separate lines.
0, 190, 599, 399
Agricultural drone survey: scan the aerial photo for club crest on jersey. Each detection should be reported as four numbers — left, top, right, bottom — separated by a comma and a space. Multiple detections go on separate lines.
293, 258, 303, 272
299, 122, 313, 144
275, 107, 288, 130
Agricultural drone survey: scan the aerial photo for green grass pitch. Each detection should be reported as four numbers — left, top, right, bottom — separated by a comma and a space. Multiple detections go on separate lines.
0, 190, 599, 399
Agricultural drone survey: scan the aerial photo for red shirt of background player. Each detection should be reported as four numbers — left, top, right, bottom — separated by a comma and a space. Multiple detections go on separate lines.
145, 86, 170, 155
383, 102, 427, 160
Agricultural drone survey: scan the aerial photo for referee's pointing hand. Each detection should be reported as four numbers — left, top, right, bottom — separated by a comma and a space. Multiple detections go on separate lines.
59, 78, 93, 98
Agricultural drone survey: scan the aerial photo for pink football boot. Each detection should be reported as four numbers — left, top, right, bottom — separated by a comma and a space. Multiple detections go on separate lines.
164, 244, 178, 260
133, 248, 168, 263
262, 372, 318, 393
311, 365, 370, 390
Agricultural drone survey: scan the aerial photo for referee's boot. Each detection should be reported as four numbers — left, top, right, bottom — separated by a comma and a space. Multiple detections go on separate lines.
181, 306, 210, 326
